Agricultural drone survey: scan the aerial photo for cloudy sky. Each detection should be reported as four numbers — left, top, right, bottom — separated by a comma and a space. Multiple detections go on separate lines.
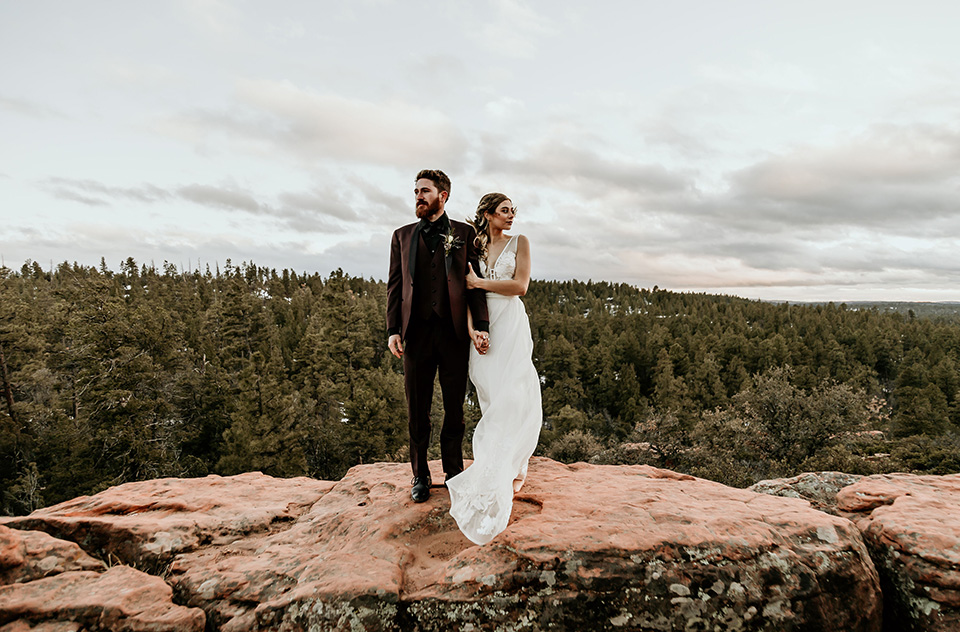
2, 1, 959, 302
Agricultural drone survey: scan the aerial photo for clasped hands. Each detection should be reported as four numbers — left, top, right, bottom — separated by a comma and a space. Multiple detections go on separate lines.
391, 330, 488, 357
471, 329, 490, 355
466, 263, 489, 354
388, 264, 489, 358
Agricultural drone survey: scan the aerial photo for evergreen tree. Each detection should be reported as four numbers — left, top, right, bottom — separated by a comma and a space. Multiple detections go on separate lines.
3, 260, 960, 508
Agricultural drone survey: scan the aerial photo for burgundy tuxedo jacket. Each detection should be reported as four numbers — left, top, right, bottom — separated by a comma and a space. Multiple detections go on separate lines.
387, 217, 488, 342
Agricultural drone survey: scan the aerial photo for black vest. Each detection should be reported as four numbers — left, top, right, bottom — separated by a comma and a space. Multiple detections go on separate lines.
413, 233, 450, 322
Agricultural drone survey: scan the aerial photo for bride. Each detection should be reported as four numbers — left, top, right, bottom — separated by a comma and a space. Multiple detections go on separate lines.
446, 192, 543, 545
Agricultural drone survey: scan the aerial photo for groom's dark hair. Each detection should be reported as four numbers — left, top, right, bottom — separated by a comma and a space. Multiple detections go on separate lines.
416, 169, 451, 199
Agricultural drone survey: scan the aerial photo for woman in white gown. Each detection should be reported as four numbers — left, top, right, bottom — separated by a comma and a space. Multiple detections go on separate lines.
446, 193, 543, 545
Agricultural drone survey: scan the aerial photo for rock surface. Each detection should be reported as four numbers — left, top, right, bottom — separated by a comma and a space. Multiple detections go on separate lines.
1, 472, 334, 574
837, 473, 960, 632
748, 471, 863, 515
2, 459, 882, 631
0, 525, 105, 585
0, 472, 332, 631
0, 565, 205, 631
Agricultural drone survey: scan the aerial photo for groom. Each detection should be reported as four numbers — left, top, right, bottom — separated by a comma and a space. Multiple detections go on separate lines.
387, 169, 489, 502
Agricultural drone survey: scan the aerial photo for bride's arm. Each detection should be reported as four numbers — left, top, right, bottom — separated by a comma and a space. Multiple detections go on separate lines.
467, 235, 531, 297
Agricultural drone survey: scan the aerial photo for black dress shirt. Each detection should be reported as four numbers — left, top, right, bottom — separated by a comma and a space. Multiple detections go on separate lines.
420, 213, 450, 254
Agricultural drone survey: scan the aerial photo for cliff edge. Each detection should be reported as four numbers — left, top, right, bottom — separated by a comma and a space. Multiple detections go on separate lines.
1, 458, 953, 631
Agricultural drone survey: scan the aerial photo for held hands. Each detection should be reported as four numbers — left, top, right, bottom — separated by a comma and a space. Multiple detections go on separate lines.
470, 329, 490, 355
466, 262, 483, 290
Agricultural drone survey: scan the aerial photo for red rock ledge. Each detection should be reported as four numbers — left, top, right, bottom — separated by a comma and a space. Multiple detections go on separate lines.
2, 460, 882, 631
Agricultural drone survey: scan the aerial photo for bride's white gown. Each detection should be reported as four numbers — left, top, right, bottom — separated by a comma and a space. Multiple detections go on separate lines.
447, 234, 543, 545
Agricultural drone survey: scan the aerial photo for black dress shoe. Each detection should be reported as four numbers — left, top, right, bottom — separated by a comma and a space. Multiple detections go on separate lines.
411, 476, 431, 503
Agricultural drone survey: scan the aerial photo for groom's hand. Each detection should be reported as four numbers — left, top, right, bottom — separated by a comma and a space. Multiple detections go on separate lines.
388, 334, 403, 358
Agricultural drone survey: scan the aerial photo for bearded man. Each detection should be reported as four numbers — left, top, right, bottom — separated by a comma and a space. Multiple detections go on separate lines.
386, 169, 489, 502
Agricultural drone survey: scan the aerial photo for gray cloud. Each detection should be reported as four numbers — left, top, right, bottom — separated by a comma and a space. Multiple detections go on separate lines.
46, 189, 111, 207
0, 95, 67, 119
278, 188, 359, 223
359, 183, 405, 213
640, 119, 719, 162
721, 123, 960, 229
471, 119, 960, 296
569, 121, 959, 290
42, 178, 172, 206
345, 174, 409, 225
177, 183, 264, 213
481, 136, 694, 198
37, 176, 389, 235
154, 80, 470, 171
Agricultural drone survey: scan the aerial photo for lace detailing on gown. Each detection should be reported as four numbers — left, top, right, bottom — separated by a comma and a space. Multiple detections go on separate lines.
447, 235, 543, 545
479, 237, 517, 281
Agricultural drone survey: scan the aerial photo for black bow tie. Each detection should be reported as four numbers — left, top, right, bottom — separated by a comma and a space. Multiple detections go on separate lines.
420, 215, 449, 237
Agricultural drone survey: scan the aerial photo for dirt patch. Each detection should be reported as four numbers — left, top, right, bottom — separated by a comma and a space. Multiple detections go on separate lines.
400, 487, 544, 596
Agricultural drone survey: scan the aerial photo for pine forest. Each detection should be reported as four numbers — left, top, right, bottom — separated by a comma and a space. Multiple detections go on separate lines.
2, 258, 959, 515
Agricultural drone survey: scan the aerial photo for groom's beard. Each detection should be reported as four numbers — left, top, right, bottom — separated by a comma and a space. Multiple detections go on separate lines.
416, 198, 441, 219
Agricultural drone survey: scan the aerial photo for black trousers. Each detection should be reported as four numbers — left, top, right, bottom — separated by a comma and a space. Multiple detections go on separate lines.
402, 315, 470, 480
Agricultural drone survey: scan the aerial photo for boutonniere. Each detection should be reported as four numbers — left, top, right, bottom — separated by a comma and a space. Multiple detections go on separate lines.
443, 231, 464, 256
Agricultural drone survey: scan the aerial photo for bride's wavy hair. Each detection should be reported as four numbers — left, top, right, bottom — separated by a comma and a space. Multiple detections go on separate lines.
469, 192, 510, 260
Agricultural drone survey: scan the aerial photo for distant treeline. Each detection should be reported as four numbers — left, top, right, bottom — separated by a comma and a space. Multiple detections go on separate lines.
784, 300, 960, 321
1, 258, 959, 514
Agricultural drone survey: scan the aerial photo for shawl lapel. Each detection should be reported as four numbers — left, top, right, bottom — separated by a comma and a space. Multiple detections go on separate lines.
408, 223, 422, 284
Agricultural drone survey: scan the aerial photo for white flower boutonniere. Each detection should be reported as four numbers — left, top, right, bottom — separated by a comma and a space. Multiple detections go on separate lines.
443, 231, 464, 256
